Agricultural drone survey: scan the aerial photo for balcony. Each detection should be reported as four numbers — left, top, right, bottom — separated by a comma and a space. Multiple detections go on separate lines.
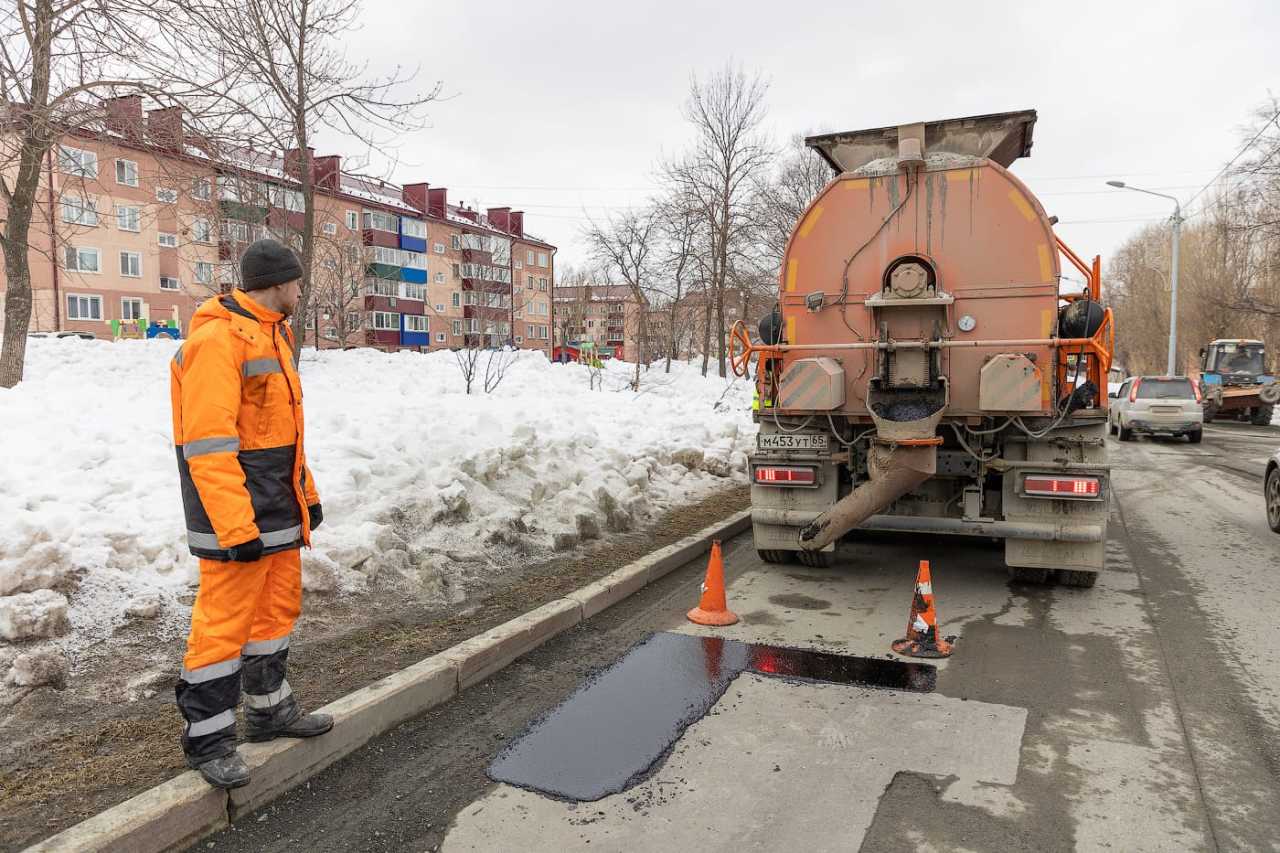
461, 247, 493, 263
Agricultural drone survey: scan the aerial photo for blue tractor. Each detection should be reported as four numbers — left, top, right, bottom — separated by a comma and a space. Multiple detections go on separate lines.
1196, 339, 1280, 425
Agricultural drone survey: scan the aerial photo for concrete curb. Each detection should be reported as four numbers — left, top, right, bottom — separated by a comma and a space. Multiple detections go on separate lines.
26, 508, 751, 852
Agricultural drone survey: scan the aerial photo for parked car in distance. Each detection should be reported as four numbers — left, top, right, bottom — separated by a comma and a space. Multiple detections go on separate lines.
28, 331, 96, 340
1109, 375, 1204, 443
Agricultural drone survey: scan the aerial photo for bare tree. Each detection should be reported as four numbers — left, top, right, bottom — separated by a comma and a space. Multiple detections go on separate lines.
150, 0, 441, 362
664, 64, 773, 378
653, 192, 703, 372
584, 206, 659, 388
754, 132, 831, 271
0, 0, 162, 386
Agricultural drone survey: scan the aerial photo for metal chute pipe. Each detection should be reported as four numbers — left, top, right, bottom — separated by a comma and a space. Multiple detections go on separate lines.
797, 443, 936, 551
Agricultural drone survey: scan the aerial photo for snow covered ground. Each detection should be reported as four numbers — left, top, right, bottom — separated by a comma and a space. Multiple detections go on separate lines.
0, 338, 754, 667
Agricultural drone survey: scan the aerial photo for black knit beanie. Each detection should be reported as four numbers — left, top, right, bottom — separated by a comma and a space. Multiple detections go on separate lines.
240, 239, 303, 291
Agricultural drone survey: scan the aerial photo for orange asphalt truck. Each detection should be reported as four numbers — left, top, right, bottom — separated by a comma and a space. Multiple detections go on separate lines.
731, 110, 1114, 587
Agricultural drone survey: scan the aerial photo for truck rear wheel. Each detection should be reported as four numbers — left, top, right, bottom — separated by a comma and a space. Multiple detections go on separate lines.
797, 550, 832, 568
1007, 566, 1049, 584
1250, 405, 1274, 426
1057, 569, 1099, 588
758, 549, 790, 564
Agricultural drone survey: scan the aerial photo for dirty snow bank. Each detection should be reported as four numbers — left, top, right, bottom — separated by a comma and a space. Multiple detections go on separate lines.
0, 338, 754, 662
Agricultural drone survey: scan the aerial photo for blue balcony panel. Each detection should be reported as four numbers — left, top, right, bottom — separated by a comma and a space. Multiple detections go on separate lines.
400, 266, 428, 284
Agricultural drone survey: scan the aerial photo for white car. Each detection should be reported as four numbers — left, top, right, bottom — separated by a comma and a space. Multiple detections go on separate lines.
1108, 376, 1203, 443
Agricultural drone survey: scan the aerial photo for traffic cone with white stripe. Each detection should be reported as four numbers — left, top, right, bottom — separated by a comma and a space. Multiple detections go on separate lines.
892, 560, 953, 658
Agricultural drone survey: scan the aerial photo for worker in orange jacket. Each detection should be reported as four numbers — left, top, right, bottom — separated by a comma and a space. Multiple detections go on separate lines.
170, 239, 332, 788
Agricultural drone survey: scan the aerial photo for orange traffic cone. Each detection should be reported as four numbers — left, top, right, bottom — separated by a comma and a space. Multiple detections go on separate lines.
891, 560, 953, 658
687, 541, 739, 626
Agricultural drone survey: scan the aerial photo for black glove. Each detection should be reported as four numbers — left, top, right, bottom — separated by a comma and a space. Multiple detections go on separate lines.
308, 503, 323, 531
227, 537, 264, 563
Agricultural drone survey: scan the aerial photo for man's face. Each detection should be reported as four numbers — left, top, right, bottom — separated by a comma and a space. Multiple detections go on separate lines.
277, 278, 303, 316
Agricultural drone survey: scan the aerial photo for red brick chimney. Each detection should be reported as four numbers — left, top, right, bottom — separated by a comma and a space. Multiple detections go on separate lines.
313, 155, 341, 190
147, 106, 184, 149
427, 187, 448, 218
402, 182, 430, 213
283, 147, 315, 180
509, 211, 525, 239
105, 95, 144, 140
486, 207, 511, 233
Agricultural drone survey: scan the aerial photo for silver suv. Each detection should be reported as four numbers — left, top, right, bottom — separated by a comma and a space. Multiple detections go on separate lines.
1109, 376, 1203, 443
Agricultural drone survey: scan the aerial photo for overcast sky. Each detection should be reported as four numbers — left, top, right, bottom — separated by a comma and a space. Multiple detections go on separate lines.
318, 0, 1278, 281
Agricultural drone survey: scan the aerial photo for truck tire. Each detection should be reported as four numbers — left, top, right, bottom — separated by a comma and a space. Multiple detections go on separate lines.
1250, 405, 1274, 426
797, 550, 832, 568
1203, 403, 1219, 422
758, 549, 790, 564
1187, 428, 1202, 444
1057, 569, 1099, 588
1118, 423, 1133, 442
1007, 566, 1049, 584
1267, 467, 1280, 533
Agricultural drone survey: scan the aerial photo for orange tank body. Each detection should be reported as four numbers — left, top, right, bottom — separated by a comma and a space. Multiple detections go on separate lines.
780, 157, 1061, 418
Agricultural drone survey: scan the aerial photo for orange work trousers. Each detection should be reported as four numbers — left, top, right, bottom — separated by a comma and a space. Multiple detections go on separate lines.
184, 549, 302, 672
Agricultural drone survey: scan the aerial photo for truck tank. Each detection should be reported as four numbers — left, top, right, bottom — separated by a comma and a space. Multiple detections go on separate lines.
732, 110, 1115, 586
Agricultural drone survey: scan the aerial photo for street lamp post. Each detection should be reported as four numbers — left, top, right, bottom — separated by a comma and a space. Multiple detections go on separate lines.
1106, 181, 1183, 375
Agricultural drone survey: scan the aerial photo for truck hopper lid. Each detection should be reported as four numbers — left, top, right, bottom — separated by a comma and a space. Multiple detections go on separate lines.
806, 109, 1037, 175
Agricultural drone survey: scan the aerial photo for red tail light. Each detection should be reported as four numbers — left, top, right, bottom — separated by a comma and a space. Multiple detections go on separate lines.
1191, 379, 1202, 402
1128, 378, 1141, 402
1023, 475, 1101, 499
754, 466, 817, 486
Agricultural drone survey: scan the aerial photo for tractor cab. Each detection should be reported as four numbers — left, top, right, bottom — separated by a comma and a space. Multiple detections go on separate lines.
1200, 339, 1269, 387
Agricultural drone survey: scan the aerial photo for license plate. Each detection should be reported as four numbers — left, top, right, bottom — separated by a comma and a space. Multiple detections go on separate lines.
757, 433, 829, 451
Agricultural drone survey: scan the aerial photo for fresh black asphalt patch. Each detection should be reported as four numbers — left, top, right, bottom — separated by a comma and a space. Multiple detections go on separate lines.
487, 630, 936, 801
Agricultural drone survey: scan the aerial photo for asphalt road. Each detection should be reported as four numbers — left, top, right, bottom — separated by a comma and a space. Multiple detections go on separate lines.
201, 420, 1280, 853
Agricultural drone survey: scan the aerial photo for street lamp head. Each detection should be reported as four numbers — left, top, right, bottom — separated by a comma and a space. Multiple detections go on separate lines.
1106, 180, 1126, 188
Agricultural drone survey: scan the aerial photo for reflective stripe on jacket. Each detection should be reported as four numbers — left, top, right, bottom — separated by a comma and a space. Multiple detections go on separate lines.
170, 290, 320, 560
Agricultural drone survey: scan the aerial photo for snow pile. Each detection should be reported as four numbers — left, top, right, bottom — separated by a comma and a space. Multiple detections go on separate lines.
0, 338, 755, 657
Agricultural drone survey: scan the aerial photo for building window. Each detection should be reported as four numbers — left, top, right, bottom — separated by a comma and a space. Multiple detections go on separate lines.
346, 310, 360, 329
362, 210, 399, 232
451, 263, 460, 280
156, 186, 178, 204
402, 218, 427, 239
526, 249, 535, 265
539, 277, 548, 291
537, 252, 548, 267
121, 297, 144, 321
450, 234, 461, 250
191, 217, 212, 243
400, 282, 426, 301
345, 210, 358, 230
66, 293, 103, 320
323, 328, 338, 341
114, 159, 139, 187
191, 178, 211, 201
63, 246, 100, 273
434, 243, 445, 254
158, 232, 178, 248
526, 275, 534, 288
404, 314, 428, 332
364, 278, 397, 297
402, 250, 428, 270
370, 311, 399, 330
60, 194, 98, 226
451, 292, 460, 308
323, 222, 337, 236
120, 251, 142, 277
452, 319, 462, 335
435, 332, 446, 343
160, 276, 181, 291
58, 146, 97, 178
270, 185, 304, 212
194, 261, 213, 283
116, 205, 141, 232
514, 259, 522, 270
515, 335, 524, 344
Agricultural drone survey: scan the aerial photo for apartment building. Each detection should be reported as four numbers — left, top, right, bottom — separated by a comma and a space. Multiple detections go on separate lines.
1, 96, 556, 357
553, 284, 645, 363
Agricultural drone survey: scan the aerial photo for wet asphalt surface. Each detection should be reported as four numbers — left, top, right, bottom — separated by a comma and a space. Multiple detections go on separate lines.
199, 420, 1280, 852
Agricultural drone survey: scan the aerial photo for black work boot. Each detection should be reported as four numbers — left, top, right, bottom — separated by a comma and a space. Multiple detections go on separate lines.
245, 710, 333, 742
197, 751, 251, 789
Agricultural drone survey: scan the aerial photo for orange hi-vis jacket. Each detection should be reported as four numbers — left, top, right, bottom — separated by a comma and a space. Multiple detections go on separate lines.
170, 290, 319, 561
